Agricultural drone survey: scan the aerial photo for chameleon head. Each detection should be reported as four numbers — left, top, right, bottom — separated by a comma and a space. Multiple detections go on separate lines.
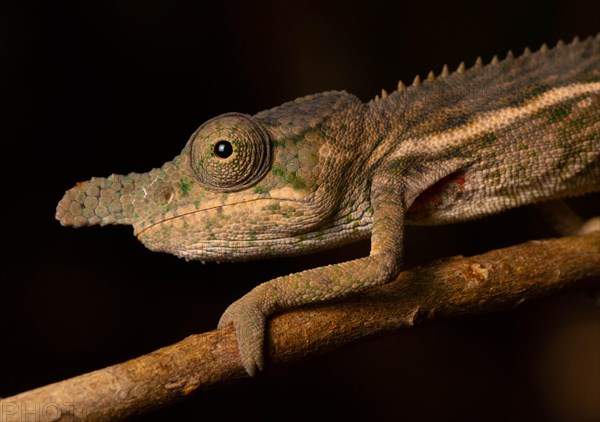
56, 92, 371, 261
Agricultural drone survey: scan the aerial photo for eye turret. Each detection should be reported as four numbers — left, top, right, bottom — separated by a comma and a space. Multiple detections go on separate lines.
190, 113, 272, 192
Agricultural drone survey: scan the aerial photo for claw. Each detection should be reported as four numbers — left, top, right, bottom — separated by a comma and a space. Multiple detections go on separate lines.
217, 298, 267, 376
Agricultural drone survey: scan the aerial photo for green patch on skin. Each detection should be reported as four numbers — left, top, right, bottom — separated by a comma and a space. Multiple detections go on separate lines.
177, 179, 194, 197
554, 158, 568, 172
161, 225, 172, 237
483, 149, 497, 160
484, 132, 497, 143
271, 167, 285, 178
516, 165, 532, 182
526, 85, 551, 103
286, 170, 307, 189
253, 185, 269, 194
486, 170, 501, 186
548, 103, 571, 123
289, 133, 306, 145
568, 118, 586, 132
279, 207, 298, 219
271, 166, 306, 189
558, 109, 595, 146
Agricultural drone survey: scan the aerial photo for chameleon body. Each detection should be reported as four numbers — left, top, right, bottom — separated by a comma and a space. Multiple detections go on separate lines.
56, 36, 600, 375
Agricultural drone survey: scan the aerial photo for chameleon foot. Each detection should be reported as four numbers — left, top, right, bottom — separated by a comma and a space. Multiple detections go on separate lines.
218, 298, 267, 376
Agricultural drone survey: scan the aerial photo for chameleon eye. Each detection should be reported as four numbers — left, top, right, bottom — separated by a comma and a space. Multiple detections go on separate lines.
191, 113, 272, 192
214, 140, 233, 159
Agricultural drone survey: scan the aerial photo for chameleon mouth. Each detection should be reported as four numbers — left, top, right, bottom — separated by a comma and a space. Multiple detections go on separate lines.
134, 195, 309, 237
133, 196, 318, 258
134, 197, 270, 237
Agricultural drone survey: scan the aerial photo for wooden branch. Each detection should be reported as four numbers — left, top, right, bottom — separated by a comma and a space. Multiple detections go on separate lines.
3, 233, 599, 421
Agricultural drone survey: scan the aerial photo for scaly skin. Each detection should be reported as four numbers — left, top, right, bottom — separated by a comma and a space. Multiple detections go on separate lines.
56, 35, 600, 376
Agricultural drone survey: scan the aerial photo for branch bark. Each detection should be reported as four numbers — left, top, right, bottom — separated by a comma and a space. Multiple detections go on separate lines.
3, 233, 599, 421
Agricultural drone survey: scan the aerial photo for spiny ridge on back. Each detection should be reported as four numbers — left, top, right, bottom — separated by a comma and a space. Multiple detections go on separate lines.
376, 34, 598, 101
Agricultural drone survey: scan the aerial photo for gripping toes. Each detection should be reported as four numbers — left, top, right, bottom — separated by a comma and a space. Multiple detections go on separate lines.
218, 299, 267, 376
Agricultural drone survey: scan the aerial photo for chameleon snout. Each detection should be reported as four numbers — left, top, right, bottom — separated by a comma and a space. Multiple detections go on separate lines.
56, 174, 137, 227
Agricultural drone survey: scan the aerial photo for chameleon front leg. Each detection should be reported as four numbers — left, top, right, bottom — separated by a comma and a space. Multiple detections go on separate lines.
218, 175, 408, 376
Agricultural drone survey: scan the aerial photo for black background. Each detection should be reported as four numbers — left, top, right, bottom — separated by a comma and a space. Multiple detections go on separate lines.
2, 1, 599, 420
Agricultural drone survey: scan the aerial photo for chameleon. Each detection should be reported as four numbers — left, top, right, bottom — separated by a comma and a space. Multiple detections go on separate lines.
56, 35, 600, 376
